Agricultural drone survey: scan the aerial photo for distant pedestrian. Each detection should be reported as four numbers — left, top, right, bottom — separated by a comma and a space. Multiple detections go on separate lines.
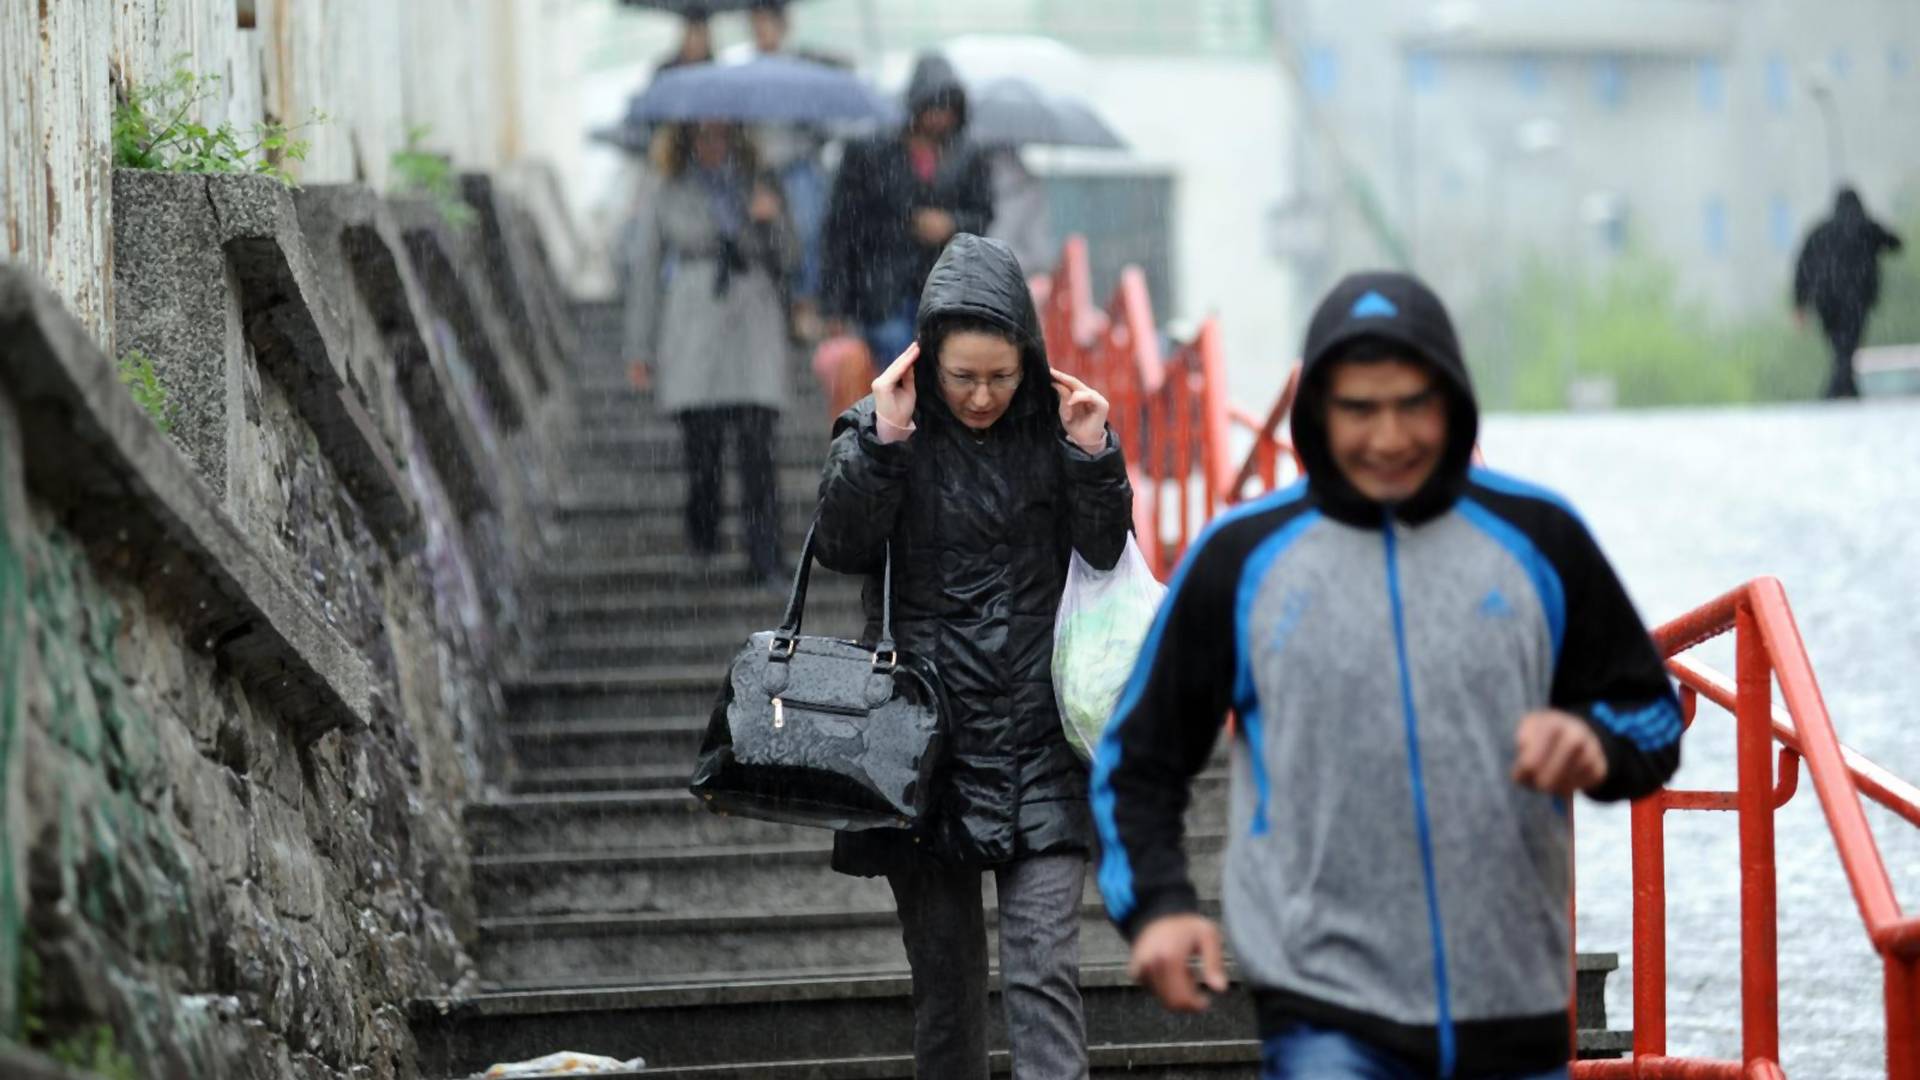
815, 234, 1132, 1080
985, 144, 1056, 276
1794, 187, 1905, 399
653, 6, 714, 74
623, 122, 796, 586
820, 52, 994, 373
1095, 271, 1683, 1079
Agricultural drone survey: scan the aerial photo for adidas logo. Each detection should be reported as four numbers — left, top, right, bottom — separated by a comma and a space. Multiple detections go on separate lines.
1479, 588, 1514, 619
1349, 290, 1399, 319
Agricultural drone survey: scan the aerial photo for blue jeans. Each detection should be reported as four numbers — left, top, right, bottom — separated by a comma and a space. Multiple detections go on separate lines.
861, 299, 919, 374
1260, 1022, 1568, 1080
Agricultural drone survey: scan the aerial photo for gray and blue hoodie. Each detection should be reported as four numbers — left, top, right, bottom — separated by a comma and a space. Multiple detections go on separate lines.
1091, 271, 1682, 1077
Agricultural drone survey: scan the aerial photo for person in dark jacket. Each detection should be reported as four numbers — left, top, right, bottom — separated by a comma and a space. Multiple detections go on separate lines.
1793, 187, 1905, 398
815, 234, 1132, 1079
819, 53, 995, 373
1095, 271, 1683, 1079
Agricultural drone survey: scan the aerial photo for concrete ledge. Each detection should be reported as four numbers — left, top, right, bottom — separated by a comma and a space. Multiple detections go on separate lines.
0, 266, 374, 743
293, 184, 501, 518
0, 1047, 106, 1080
391, 198, 541, 432
460, 173, 570, 395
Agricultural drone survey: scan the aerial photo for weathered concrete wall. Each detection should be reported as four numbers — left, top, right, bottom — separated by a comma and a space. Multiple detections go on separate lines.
0, 154, 574, 1075
1, 0, 543, 342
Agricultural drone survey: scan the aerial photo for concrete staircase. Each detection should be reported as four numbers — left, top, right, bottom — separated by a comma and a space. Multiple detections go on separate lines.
413, 321, 1628, 1076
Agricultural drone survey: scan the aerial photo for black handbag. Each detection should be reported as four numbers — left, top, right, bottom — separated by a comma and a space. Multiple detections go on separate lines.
688, 525, 947, 831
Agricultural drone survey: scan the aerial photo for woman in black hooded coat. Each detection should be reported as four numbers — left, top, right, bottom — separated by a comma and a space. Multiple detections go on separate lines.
814, 233, 1132, 1078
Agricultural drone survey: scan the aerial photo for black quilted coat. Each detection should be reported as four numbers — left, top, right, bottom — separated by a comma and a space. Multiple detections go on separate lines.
816, 234, 1134, 874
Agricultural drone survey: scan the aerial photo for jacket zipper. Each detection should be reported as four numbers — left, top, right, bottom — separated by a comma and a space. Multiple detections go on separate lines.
1382, 515, 1458, 1078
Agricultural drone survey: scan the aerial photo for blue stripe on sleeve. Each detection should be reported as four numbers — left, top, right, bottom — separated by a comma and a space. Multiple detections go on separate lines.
1232, 509, 1322, 836
1091, 480, 1310, 924
1592, 699, 1684, 752
1458, 497, 1566, 665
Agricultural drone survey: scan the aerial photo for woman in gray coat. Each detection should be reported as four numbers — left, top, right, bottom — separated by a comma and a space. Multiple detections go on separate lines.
624, 121, 797, 584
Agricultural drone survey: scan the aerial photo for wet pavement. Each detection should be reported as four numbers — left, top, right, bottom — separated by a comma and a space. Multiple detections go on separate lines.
1480, 397, 1920, 1077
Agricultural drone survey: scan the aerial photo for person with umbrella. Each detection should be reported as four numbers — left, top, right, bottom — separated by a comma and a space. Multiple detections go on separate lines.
820, 53, 995, 373
622, 121, 798, 587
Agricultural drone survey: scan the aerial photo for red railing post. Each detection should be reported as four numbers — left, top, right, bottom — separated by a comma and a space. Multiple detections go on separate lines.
1632, 791, 1669, 1058
1889, 952, 1920, 1080
1735, 601, 1782, 1066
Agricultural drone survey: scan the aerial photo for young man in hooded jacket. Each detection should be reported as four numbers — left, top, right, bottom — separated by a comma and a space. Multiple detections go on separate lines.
1093, 271, 1683, 1079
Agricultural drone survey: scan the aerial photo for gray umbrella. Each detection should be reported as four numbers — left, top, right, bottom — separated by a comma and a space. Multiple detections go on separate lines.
627, 56, 891, 125
965, 78, 1127, 150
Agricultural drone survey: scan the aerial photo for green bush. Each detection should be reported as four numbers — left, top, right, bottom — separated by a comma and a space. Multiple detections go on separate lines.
389, 124, 477, 229
116, 350, 173, 434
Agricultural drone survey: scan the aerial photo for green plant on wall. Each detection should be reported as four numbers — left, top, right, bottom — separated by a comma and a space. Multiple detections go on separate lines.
390, 124, 477, 229
116, 350, 174, 435
113, 59, 326, 188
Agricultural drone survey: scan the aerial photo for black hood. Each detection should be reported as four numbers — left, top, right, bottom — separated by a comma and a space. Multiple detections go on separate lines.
913, 233, 1056, 434
1835, 186, 1866, 219
905, 52, 970, 133
1290, 270, 1479, 526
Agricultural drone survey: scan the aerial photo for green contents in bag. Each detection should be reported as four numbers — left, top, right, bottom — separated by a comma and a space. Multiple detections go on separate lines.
1052, 536, 1166, 761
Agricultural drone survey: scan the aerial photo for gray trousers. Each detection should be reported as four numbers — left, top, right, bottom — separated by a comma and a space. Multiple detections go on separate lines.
887, 853, 1090, 1080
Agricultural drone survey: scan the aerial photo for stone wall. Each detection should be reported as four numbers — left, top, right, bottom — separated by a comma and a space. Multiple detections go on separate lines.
0, 166, 572, 1079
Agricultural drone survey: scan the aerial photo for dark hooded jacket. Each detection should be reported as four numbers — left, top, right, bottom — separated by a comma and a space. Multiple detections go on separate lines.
819, 55, 995, 325
1093, 272, 1682, 1075
1793, 188, 1905, 331
816, 234, 1133, 874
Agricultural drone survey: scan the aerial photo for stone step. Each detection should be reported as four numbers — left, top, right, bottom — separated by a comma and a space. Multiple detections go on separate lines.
551, 465, 826, 513
562, 429, 831, 472
511, 761, 697, 794
474, 833, 1230, 919
545, 511, 818, 561
531, 625, 799, 672
537, 580, 864, 624
414, 966, 1260, 1077
476, 901, 1157, 985
506, 715, 710, 771
467, 774, 1233, 855
533, 553, 819, 594
504, 669, 734, 724
420, 964, 1624, 1077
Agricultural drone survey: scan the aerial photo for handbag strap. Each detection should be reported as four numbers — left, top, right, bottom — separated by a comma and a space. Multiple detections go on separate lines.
775, 521, 897, 662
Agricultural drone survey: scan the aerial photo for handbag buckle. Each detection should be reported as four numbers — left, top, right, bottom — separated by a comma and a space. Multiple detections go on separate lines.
871, 650, 896, 672
770, 636, 797, 660
773, 697, 785, 730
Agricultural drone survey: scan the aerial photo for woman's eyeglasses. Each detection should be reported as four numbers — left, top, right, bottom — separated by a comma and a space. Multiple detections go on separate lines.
938, 370, 1023, 393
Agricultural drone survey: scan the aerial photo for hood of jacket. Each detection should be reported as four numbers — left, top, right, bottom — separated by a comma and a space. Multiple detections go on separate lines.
912, 233, 1059, 436
1290, 270, 1480, 527
905, 52, 970, 133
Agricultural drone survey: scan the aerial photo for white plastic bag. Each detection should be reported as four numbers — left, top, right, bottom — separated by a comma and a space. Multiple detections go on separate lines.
477, 1051, 647, 1077
1052, 534, 1167, 761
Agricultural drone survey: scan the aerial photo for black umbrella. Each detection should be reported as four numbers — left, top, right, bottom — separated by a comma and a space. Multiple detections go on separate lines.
627, 56, 891, 125
966, 78, 1127, 150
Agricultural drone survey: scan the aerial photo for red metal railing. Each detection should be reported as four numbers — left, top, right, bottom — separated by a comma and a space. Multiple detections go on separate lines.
1570, 579, 1920, 1080
1039, 236, 1302, 576
1038, 235, 1920, 1077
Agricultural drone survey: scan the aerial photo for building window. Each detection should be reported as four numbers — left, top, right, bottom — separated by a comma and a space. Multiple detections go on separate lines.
1306, 45, 1339, 100
1593, 56, 1627, 108
1704, 197, 1728, 256
1770, 196, 1795, 253
1408, 51, 1440, 94
1513, 56, 1545, 97
1698, 59, 1725, 111
1765, 54, 1791, 113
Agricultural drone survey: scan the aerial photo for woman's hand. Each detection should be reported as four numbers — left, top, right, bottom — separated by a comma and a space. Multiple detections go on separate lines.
873, 342, 920, 429
1052, 369, 1109, 452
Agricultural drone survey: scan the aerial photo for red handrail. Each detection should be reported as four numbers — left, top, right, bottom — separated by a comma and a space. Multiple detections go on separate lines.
1571, 578, 1920, 1079
1041, 234, 1920, 1077
1040, 237, 1302, 577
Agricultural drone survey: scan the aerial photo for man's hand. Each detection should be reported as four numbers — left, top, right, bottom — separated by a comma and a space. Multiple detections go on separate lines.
912, 208, 957, 247
1052, 369, 1110, 452
627, 359, 652, 391
872, 342, 920, 429
1128, 914, 1228, 1013
1512, 709, 1609, 796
